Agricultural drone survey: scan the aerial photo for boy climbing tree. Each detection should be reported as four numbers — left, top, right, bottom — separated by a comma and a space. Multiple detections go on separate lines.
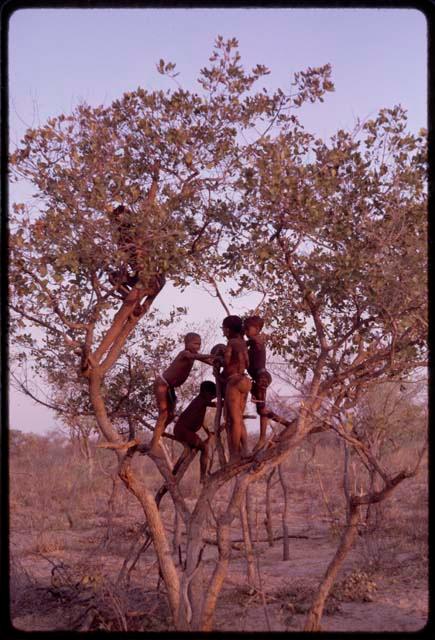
149, 333, 216, 454
173, 380, 217, 482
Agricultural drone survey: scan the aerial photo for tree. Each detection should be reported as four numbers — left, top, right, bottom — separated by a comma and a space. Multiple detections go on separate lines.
9, 36, 427, 631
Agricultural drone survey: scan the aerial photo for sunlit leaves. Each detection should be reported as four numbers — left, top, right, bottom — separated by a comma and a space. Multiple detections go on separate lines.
9, 35, 425, 402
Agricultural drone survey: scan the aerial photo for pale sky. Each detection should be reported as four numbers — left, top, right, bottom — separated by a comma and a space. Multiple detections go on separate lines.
8, 7, 427, 433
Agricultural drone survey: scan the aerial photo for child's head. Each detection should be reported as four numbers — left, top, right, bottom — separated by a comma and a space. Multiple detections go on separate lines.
243, 315, 264, 338
211, 343, 226, 356
211, 343, 226, 363
256, 369, 272, 389
222, 315, 243, 338
200, 380, 217, 400
184, 332, 201, 353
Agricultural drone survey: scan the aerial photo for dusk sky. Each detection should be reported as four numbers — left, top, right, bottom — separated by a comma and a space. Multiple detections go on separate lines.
8, 7, 427, 433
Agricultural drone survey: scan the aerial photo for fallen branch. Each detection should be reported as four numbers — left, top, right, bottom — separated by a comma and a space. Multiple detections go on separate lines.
202, 533, 310, 547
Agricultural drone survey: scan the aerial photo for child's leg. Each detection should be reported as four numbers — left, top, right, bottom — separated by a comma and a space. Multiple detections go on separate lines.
239, 386, 250, 456
227, 376, 251, 461
226, 381, 242, 461
150, 379, 174, 453
253, 383, 269, 451
199, 440, 210, 482
174, 427, 208, 481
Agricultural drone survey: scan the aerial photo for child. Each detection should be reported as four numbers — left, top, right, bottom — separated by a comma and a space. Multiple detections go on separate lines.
150, 333, 215, 454
243, 315, 272, 451
173, 380, 217, 482
221, 315, 252, 462
210, 343, 227, 399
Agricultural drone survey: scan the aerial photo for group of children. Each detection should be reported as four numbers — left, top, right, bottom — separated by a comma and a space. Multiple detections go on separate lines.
149, 314, 272, 479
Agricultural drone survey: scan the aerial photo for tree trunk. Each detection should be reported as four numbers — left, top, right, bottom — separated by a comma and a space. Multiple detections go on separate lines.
246, 485, 257, 546
119, 454, 181, 626
101, 473, 120, 549
304, 502, 360, 631
173, 508, 183, 558
278, 464, 290, 560
343, 440, 351, 525
240, 493, 256, 589
178, 507, 208, 629
88, 372, 181, 626
200, 475, 251, 630
264, 468, 276, 546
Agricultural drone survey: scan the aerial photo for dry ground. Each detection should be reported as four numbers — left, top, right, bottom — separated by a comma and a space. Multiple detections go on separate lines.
9, 432, 428, 633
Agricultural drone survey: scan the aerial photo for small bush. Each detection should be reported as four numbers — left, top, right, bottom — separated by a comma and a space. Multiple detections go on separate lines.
332, 570, 377, 602
34, 531, 65, 554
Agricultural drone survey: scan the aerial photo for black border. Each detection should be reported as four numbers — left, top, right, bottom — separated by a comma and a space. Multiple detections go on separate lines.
1, 1, 433, 638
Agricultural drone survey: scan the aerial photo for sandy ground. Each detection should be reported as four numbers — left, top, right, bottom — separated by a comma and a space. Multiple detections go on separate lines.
10, 489, 428, 633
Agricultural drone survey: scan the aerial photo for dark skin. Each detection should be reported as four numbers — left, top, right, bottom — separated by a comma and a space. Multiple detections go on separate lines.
108, 205, 140, 296
211, 344, 227, 399
150, 334, 215, 454
222, 327, 251, 462
244, 323, 271, 451
173, 388, 216, 482
108, 168, 160, 298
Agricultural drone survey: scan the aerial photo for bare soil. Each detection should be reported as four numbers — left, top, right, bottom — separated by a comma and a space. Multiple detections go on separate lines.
9, 468, 428, 633
8, 432, 428, 633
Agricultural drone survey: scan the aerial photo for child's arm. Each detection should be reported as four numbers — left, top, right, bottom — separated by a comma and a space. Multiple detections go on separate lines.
182, 350, 215, 365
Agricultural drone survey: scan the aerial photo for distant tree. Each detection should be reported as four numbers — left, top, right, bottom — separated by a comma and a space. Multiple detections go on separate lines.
9, 36, 426, 631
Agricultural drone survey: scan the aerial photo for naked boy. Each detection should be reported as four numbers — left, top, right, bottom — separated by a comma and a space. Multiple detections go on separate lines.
221, 315, 252, 462
243, 315, 272, 451
173, 380, 216, 482
150, 333, 215, 454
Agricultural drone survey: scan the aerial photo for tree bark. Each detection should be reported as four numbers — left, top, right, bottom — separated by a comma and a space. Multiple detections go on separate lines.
101, 473, 120, 549
88, 371, 180, 626
200, 476, 250, 630
343, 440, 351, 525
246, 485, 257, 546
240, 492, 256, 589
265, 468, 276, 547
119, 454, 181, 626
278, 464, 290, 560
304, 502, 360, 631
173, 508, 183, 558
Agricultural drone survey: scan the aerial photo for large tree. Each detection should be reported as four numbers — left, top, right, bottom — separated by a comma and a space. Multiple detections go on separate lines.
9, 37, 427, 630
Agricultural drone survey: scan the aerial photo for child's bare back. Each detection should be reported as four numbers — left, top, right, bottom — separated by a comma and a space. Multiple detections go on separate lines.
162, 349, 198, 387
224, 336, 249, 378
149, 332, 216, 454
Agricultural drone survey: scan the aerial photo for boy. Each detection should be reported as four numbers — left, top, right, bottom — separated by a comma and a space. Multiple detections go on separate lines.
243, 315, 272, 451
149, 333, 215, 454
210, 343, 227, 398
173, 380, 217, 482
221, 315, 252, 462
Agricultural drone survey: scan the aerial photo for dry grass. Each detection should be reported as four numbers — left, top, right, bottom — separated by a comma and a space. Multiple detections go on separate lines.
9, 428, 428, 632
34, 531, 66, 554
